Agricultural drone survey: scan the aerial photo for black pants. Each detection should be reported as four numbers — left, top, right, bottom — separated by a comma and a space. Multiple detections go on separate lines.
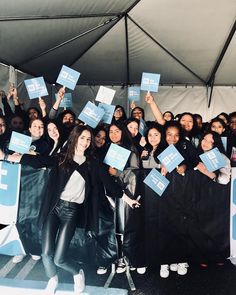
41, 199, 83, 278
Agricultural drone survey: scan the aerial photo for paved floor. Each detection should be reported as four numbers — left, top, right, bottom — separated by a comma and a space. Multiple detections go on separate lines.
0, 254, 236, 295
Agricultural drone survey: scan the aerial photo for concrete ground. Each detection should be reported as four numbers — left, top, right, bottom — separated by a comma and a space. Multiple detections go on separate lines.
0, 254, 236, 295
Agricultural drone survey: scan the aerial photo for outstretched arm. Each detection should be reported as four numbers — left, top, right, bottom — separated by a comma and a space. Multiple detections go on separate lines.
49, 87, 65, 119
145, 92, 166, 125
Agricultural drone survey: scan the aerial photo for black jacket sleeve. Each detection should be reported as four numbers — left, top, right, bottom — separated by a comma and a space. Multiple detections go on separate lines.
95, 160, 123, 198
20, 153, 58, 169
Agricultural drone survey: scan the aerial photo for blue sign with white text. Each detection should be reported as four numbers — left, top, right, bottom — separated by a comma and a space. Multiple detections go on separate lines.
98, 103, 116, 124
78, 101, 105, 128
221, 137, 227, 152
139, 118, 147, 136
199, 147, 226, 172
58, 93, 73, 108
140, 72, 160, 92
103, 143, 131, 171
56, 65, 80, 90
144, 168, 170, 196
24, 77, 48, 99
9, 131, 32, 154
128, 86, 141, 101
157, 144, 184, 172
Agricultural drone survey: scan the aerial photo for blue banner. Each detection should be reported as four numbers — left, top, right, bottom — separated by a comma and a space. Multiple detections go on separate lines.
139, 118, 147, 136
78, 101, 105, 128
143, 168, 170, 196
0, 162, 21, 224
221, 137, 227, 152
103, 143, 131, 171
56, 65, 80, 90
98, 103, 115, 124
199, 147, 226, 172
8, 131, 32, 154
59, 92, 73, 108
24, 77, 48, 99
157, 144, 184, 172
128, 86, 141, 101
140, 72, 160, 92
0, 225, 26, 256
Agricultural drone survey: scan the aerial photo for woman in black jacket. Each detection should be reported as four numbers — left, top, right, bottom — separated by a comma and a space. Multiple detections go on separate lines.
0, 125, 139, 294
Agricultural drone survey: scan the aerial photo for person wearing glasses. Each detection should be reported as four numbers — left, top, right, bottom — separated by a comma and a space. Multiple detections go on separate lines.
112, 105, 127, 123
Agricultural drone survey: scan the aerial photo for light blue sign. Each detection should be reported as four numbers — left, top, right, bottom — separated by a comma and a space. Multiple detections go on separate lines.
24, 77, 48, 99
140, 72, 160, 92
199, 147, 226, 172
128, 86, 141, 101
9, 131, 32, 154
78, 101, 105, 128
56, 65, 80, 90
58, 93, 73, 108
157, 144, 184, 172
233, 214, 236, 240
98, 103, 116, 124
233, 179, 236, 206
144, 168, 170, 196
0, 162, 20, 206
139, 118, 147, 136
0, 225, 25, 256
103, 143, 131, 171
221, 137, 227, 152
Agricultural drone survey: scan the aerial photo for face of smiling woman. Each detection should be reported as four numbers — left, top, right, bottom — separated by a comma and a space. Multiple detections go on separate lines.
47, 122, 60, 141
127, 121, 139, 138
109, 125, 122, 144
75, 130, 91, 155
179, 114, 193, 133
147, 128, 161, 148
165, 126, 180, 145
95, 130, 106, 148
201, 133, 214, 152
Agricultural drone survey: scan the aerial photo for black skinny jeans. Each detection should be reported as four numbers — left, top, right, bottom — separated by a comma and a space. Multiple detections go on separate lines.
41, 199, 83, 278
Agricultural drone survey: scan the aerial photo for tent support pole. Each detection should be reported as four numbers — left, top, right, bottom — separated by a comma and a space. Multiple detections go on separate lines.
207, 19, 236, 86
125, 14, 130, 115
127, 15, 206, 85
208, 76, 215, 108
18, 16, 120, 67
125, 15, 130, 85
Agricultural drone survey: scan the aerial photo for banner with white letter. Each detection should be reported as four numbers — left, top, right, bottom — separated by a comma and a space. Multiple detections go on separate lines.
0, 162, 21, 224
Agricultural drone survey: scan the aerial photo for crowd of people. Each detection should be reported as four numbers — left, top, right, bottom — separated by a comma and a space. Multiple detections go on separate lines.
0, 85, 235, 293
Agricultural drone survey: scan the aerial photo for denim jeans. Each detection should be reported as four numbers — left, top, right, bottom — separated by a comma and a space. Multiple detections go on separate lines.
41, 199, 83, 278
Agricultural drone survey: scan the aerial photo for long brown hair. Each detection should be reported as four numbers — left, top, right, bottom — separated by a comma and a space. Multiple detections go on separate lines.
59, 125, 94, 170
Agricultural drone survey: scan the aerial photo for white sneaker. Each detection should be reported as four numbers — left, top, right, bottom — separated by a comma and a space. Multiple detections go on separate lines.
12, 255, 26, 264
170, 263, 178, 271
160, 264, 169, 278
96, 266, 107, 275
137, 267, 147, 274
74, 269, 85, 293
45, 275, 58, 295
177, 263, 189, 275
116, 258, 126, 273
30, 254, 41, 261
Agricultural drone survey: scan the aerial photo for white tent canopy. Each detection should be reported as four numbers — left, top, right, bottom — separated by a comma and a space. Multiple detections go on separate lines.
0, 0, 236, 120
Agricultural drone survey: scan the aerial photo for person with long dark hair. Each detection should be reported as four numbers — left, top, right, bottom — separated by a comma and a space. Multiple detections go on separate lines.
93, 124, 108, 161
0, 125, 139, 294
107, 121, 141, 273
141, 123, 165, 169
178, 112, 200, 148
46, 120, 67, 155
196, 131, 231, 184
112, 105, 127, 123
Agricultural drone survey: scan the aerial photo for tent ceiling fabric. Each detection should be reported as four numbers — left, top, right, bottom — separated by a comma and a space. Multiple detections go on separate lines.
0, 0, 235, 86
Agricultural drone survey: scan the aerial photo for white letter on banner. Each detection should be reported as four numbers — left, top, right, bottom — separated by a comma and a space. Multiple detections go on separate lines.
0, 167, 8, 190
